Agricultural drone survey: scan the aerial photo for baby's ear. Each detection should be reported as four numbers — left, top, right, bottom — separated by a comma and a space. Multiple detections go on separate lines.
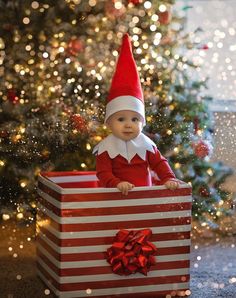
106, 120, 112, 131
106, 120, 110, 129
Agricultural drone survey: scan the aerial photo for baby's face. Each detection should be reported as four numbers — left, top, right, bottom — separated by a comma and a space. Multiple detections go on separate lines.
106, 110, 143, 141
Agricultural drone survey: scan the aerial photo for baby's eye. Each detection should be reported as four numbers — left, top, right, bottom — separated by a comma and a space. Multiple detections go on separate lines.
118, 117, 124, 122
132, 117, 139, 122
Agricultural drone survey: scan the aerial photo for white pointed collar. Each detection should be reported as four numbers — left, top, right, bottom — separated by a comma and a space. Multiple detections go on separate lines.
93, 133, 156, 163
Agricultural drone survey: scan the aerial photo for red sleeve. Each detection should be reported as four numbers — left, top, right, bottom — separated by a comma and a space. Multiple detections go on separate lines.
96, 151, 121, 187
147, 147, 176, 183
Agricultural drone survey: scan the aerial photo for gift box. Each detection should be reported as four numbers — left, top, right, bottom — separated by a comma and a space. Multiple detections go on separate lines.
37, 171, 192, 298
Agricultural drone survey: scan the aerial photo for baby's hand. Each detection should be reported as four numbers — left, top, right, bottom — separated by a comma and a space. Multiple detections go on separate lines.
117, 181, 134, 196
164, 179, 179, 190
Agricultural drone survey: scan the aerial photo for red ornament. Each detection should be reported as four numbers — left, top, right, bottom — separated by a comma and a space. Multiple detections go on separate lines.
158, 10, 172, 25
193, 140, 212, 158
107, 229, 157, 276
67, 38, 84, 56
199, 186, 210, 197
128, 0, 142, 5
105, 0, 126, 19
70, 114, 87, 132
0, 130, 9, 138
7, 89, 19, 104
198, 44, 209, 50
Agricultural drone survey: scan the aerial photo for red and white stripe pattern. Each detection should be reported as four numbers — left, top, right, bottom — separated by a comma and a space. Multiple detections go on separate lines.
37, 171, 192, 298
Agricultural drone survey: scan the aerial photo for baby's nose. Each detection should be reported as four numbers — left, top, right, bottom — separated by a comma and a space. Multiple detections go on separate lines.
125, 122, 132, 127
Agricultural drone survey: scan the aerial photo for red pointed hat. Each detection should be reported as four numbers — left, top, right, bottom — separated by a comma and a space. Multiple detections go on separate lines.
105, 33, 145, 124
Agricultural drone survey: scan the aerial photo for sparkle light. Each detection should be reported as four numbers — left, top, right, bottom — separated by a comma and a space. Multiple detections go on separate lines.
229, 277, 236, 283
174, 163, 181, 169
31, 1, 39, 9
42, 52, 49, 58
44, 289, 51, 295
20, 181, 27, 188
206, 168, 213, 176
86, 143, 91, 150
23, 17, 30, 25
144, 1, 152, 9
150, 25, 157, 32
3, 214, 10, 220
114, 1, 122, 10
151, 14, 159, 22
58, 46, 64, 53
159, 4, 167, 12
174, 147, 179, 153
88, 0, 96, 7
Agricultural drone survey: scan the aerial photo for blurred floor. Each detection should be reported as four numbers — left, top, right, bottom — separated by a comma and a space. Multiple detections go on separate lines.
0, 221, 236, 298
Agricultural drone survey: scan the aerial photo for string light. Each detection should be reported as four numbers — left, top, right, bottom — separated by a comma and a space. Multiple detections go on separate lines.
23, 17, 30, 25
144, 1, 152, 9
17, 213, 24, 220
159, 4, 167, 12
86, 143, 91, 150
89, 0, 96, 7
31, 1, 39, 9
174, 163, 181, 169
174, 147, 179, 153
44, 289, 51, 295
20, 180, 27, 188
2, 214, 10, 221
207, 168, 213, 176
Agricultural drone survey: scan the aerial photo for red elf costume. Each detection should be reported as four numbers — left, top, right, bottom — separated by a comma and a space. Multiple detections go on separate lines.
93, 34, 176, 188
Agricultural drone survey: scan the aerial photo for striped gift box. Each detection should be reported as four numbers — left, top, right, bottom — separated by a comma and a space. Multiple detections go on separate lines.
37, 171, 192, 298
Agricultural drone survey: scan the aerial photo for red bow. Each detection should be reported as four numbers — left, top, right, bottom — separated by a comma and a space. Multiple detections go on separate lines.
106, 229, 157, 276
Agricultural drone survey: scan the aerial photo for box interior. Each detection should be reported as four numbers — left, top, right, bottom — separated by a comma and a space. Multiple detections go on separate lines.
41, 171, 99, 188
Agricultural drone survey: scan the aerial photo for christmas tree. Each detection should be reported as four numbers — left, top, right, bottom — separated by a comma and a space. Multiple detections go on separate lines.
0, 0, 232, 226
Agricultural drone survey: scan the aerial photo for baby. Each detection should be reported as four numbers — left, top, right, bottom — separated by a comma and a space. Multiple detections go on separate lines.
93, 34, 179, 195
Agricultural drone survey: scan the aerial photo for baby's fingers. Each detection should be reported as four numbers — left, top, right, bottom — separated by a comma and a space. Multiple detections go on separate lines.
122, 183, 134, 195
